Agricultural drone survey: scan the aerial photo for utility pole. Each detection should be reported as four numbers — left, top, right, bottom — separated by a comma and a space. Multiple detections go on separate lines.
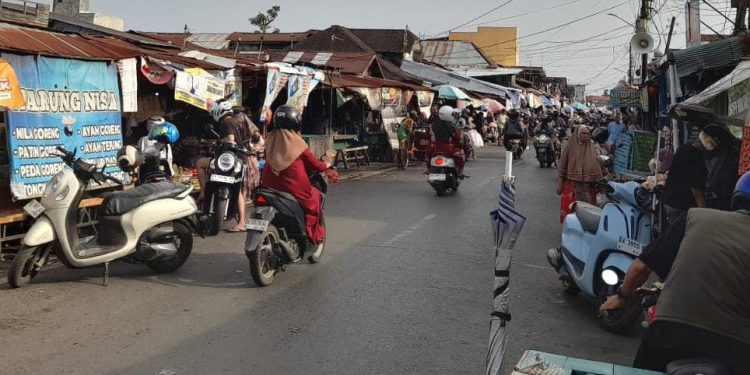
628, 44, 633, 85
640, 0, 650, 85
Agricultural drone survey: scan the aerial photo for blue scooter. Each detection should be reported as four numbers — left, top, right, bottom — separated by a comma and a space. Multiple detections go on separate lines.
547, 181, 655, 333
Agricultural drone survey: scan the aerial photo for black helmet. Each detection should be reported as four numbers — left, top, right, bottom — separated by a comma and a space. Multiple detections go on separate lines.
508, 109, 519, 118
272, 105, 302, 131
591, 127, 610, 144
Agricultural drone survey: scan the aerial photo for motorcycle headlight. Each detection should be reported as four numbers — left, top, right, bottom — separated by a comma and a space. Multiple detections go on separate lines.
539, 135, 549, 142
601, 269, 619, 286
43, 171, 65, 198
217, 153, 236, 172
635, 187, 653, 208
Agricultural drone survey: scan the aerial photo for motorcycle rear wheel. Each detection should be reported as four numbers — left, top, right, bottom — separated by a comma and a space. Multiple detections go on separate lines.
147, 222, 193, 274
8, 245, 46, 288
435, 185, 446, 197
249, 226, 279, 287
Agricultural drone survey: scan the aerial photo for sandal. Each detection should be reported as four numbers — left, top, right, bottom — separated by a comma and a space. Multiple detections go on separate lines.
226, 226, 245, 233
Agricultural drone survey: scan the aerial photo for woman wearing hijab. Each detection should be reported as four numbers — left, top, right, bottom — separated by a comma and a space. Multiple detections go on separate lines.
557, 125, 605, 222
699, 125, 740, 210
261, 105, 332, 245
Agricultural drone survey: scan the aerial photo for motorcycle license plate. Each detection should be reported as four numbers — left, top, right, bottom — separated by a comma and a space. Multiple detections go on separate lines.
429, 173, 447, 181
617, 237, 644, 256
23, 200, 45, 219
246, 219, 270, 232
210, 174, 235, 184
419, 139, 429, 146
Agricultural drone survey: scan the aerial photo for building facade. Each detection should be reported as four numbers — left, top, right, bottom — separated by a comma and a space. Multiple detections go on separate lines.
449, 27, 519, 67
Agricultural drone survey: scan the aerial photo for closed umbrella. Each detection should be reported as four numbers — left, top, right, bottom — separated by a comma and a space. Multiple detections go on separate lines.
482, 98, 506, 113
435, 85, 472, 101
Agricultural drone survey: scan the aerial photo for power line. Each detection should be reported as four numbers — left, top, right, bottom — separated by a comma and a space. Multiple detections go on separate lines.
425, 0, 514, 39
468, 0, 586, 27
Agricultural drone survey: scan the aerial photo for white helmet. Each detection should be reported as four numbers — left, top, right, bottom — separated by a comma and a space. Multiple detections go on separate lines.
117, 145, 142, 172
146, 116, 165, 131
210, 101, 233, 123
439, 105, 455, 122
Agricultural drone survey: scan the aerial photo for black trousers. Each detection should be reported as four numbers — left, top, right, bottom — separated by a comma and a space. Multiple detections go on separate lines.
634, 321, 750, 375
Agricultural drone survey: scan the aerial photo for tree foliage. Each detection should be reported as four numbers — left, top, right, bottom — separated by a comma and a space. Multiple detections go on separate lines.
249, 5, 281, 34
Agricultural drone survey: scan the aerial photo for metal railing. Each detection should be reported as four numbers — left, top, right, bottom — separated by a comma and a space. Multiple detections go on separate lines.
0, 0, 43, 16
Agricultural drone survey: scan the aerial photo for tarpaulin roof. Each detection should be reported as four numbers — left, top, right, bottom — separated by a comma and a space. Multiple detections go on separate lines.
266, 51, 378, 75
401, 59, 509, 98
683, 60, 750, 106
328, 74, 432, 91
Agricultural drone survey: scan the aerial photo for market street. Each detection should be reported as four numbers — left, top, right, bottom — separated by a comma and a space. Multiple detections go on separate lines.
0, 147, 639, 375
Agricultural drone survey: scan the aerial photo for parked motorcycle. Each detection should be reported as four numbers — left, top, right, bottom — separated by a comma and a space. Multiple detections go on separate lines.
244, 151, 337, 286
546, 181, 656, 333
411, 125, 430, 161
533, 130, 556, 168
428, 153, 461, 196
8, 147, 202, 288
204, 140, 251, 236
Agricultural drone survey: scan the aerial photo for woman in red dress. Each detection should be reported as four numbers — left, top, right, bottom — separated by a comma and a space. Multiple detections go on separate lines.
260, 105, 331, 244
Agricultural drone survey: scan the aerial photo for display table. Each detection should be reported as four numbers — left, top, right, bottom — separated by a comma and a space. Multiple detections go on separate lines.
512, 350, 664, 375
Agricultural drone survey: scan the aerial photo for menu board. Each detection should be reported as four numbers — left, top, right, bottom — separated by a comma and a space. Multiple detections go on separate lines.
631, 131, 658, 173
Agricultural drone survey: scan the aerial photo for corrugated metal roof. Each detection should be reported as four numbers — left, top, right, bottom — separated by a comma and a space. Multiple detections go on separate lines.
420, 41, 494, 68
401, 60, 509, 97
227, 31, 316, 43
48, 13, 172, 48
266, 51, 378, 75
328, 74, 430, 91
672, 34, 750, 78
0, 22, 142, 60
188, 33, 232, 50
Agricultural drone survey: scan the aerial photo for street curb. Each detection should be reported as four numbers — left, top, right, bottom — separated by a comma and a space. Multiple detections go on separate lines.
339, 167, 398, 182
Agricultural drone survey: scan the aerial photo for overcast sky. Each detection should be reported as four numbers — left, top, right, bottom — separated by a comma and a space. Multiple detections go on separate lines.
40, 0, 737, 94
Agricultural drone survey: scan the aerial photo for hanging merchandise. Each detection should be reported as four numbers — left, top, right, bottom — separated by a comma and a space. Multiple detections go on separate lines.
140, 57, 174, 85
117, 58, 138, 113
5, 54, 129, 200
417, 91, 435, 117
175, 67, 226, 111
286, 74, 311, 111
352, 87, 382, 110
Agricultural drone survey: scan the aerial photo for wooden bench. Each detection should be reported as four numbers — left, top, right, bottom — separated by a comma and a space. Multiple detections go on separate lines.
334, 146, 370, 170
0, 197, 103, 259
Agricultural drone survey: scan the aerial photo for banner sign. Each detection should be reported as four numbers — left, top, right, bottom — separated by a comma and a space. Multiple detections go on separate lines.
381, 87, 402, 107
140, 57, 174, 85
175, 67, 226, 111
0, 59, 24, 109
260, 67, 288, 124
117, 58, 138, 113
417, 91, 435, 117
740, 125, 750, 176
286, 74, 312, 111
352, 87, 382, 110
221, 68, 242, 107
4, 54, 128, 200
610, 88, 642, 108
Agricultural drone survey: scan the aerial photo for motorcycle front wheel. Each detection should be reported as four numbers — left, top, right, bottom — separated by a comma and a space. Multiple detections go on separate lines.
249, 226, 280, 287
208, 196, 229, 236
596, 285, 641, 334
147, 222, 193, 274
8, 245, 47, 288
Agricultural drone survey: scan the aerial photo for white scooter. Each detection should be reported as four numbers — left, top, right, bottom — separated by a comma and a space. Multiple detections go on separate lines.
8, 147, 203, 288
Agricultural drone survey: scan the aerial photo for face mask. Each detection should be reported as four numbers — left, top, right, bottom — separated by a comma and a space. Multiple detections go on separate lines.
699, 132, 717, 151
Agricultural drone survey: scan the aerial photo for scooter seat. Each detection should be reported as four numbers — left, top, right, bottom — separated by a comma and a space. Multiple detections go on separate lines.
101, 182, 190, 216
573, 202, 602, 234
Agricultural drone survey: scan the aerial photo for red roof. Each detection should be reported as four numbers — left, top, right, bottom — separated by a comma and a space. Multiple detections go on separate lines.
0, 27, 142, 60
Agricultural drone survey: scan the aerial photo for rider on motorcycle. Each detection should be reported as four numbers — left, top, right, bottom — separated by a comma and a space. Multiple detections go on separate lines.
605, 172, 750, 374
427, 105, 465, 177
260, 105, 333, 247
503, 109, 525, 150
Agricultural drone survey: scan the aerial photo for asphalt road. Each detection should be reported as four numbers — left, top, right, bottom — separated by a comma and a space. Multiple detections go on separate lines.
0, 147, 640, 375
